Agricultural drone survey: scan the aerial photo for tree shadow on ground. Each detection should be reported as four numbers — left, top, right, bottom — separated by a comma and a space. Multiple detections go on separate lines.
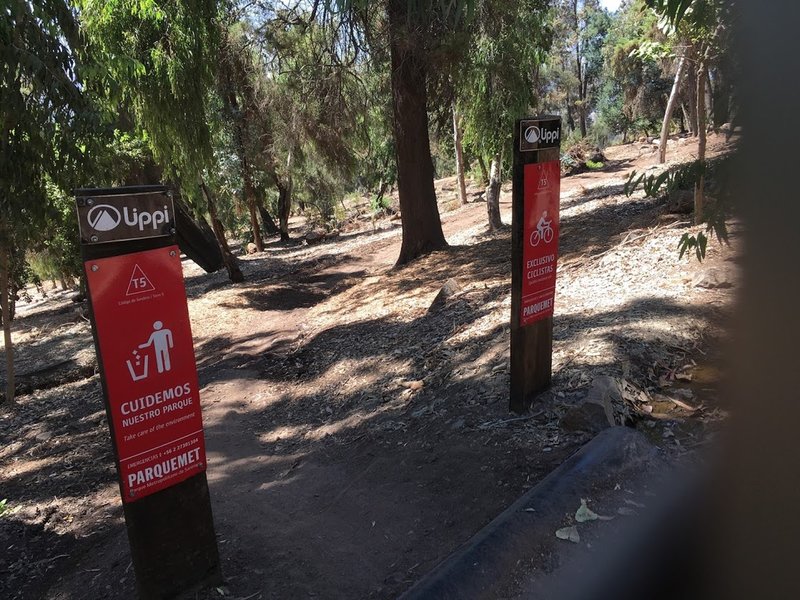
185, 288, 720, 598
0, 508, 133, 600
559, 191, 681, 260
181, 248, 363, 300
0, 178, 720, 599
218, 270, 368, 312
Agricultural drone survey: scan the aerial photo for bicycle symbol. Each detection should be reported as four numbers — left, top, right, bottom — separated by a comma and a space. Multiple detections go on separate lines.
530, 212, 554, 246
530, 225, 554, 246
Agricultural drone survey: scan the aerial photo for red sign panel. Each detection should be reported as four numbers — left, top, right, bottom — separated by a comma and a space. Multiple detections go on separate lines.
85, 245, 207, 502
521, 160, 560, 326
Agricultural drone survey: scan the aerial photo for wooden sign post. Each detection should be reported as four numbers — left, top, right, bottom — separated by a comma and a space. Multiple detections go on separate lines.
76, 185, 222, 599
510, 117, 562, 413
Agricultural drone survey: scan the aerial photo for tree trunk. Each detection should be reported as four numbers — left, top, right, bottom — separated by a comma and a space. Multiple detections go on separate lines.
695, 57, 707, 225
257, 204, 281, 237
658, 55, 687, 164
477, 155, 490, 187
0, 242, 14, 404
452, 105, 468, 206
242, 159, 263, 252
173, 195, 224, 273
388, 0, 448, 266
221, 66, 263, 252
685, 46, 698, 136
711, 66, 731, 127
573, 0, 587, 138
277, 180, 292, 242
680, 103, 690, 133
578, 103, 587, 138
276, 183, 291, 241
486, 154, 503, 231
124, 158, 222, 272
705, 67, 713, 130
200, 181, 244, 283
275, 149, 293, 242
565, 92, 576, 133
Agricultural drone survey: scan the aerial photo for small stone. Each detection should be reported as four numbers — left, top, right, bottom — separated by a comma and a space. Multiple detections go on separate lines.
428, 278, 461, 313
246, 242, 258, 254
559, 402, 611, 433
692, 267, 734, 289
583, 376, 620, 426
305, 230, 326, 245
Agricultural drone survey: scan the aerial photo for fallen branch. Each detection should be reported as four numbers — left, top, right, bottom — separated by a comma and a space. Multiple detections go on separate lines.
477, 410, 546, 430
587, 220, 685, 263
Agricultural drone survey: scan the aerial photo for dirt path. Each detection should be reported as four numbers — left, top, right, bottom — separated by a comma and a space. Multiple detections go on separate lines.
0, 135, 737, 599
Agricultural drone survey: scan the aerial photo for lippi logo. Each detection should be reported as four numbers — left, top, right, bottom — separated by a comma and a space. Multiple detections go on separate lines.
87, 204, 171, 232
87, 205, 121, 231
524, 126, 541, 144
524, 124, 559, 145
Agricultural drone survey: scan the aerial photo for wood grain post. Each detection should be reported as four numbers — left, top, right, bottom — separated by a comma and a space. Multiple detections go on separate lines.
77, 185, 222, 599
510, 117, 562, 413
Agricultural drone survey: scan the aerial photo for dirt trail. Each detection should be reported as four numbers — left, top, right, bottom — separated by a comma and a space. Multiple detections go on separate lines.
0, 134, 737, 599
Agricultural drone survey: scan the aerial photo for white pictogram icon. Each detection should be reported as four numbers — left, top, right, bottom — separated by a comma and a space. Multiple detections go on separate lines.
127, 320, 174, 381
126, 351, 149, 381
139, 321, 174, 374
126, 264, 155, 296
87, 204, 122, 231
530, 211, 554, 246
524, 125, 541, 144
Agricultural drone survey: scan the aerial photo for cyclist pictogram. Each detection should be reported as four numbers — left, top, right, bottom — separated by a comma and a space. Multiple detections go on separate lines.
529, 211, 554, 246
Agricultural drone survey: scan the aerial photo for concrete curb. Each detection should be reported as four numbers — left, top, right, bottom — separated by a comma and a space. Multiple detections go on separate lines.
399, 426, 661, 600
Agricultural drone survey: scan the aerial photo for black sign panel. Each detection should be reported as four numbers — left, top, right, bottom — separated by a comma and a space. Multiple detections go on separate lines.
519, 117, 562, 153
76, 189, 175, 245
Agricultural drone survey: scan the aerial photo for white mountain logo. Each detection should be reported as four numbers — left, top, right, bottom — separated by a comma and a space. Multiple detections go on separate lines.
87, 205, 122, 231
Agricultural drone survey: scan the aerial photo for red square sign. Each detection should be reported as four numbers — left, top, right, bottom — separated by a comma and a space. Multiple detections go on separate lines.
521, 160, 560, 326
85, 245, 207, 502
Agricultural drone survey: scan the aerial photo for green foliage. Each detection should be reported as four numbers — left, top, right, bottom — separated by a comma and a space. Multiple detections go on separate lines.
624, 160, 703, 198
295, 155, 347, 228
370, 194, 392, 213
0, 0, 101, 328
458, 0, 551, 162
586, 160, 604, 169
645, 0, 696, 27
593, 0, 672, 142
678, 230, 708, 261
212, 11, 368, 232
1, 1, 94, 229
0, 498, 8, 517
77, 0, 223, 188
541, 0, 611, 137
31, 186, 83, 282
626, 156, 734, 261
